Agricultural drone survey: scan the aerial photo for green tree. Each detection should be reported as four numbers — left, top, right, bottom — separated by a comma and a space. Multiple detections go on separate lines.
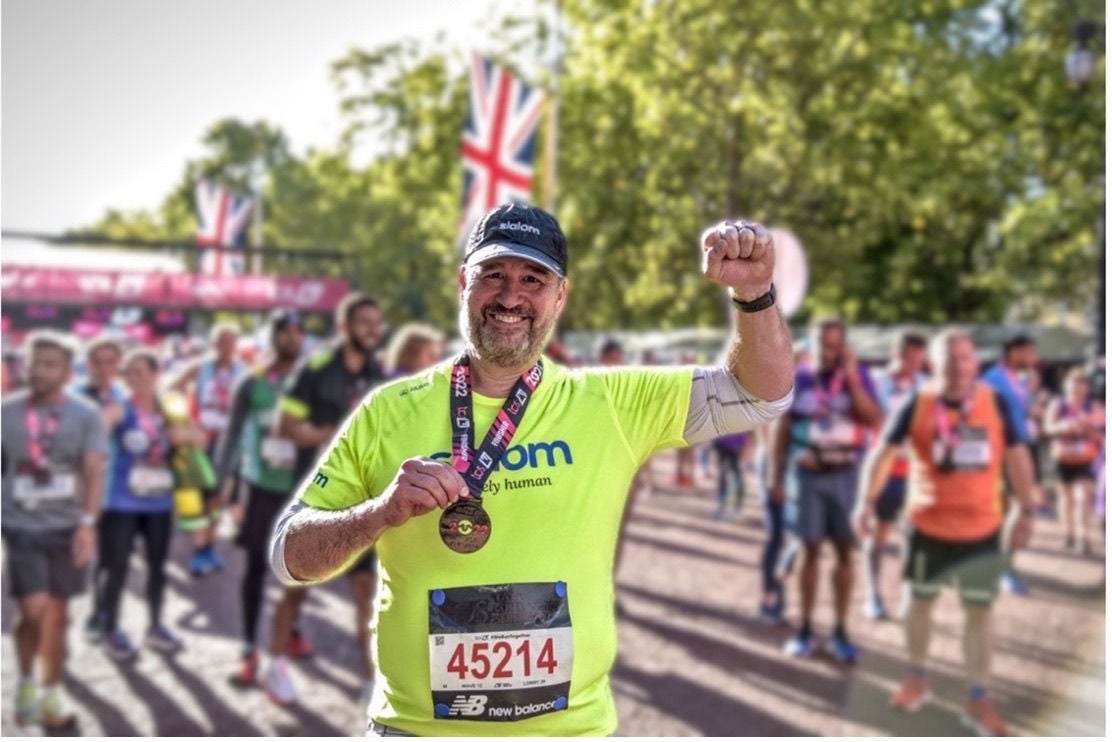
79, 0, 1104, 332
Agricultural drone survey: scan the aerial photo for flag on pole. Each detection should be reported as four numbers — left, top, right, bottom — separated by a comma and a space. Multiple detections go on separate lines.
459, 52, 545, 243
194, 179, 253, 275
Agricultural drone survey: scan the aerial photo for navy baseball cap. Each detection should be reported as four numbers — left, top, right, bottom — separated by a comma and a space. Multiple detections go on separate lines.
463, 203, 568, 278
268, 309, 303, 333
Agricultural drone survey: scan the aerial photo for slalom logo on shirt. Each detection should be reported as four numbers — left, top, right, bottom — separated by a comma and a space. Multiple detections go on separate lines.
431, 439, 573, 472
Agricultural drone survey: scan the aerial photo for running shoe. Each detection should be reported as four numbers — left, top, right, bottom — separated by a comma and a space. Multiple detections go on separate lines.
960, 697, 1009, 736
205, 548, 226, 572
825, 635, 860, 664
263, 657, 298, 706
782, 632, 817, 658
189, 550, 214, 577
84, 613, 105, 644
104, 630, 137, 661
758, 594, 786, 625
229, 649, 259, 688
287, 630, 315, 659
889, 676, 933, 712
145, 624, 184, 652
39, 687, 76, 729
863, 596, 889, 621
999, 569, 1028, 595
15, 679, 38, 725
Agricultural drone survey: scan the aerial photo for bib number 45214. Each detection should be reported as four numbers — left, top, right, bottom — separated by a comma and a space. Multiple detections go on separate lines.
445, 637, 558, 682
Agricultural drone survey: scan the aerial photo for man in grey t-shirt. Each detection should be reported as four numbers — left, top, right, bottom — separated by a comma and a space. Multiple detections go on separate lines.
1, 331, 107, 729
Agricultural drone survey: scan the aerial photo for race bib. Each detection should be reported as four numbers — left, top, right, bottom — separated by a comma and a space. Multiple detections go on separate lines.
429, 582, 573, 723
260, 436, 297, 469
933, 427, 990, 471
128, 465, 174, 496
808, 417, 860, 449
14, 471, 78, 507
257, 409, 278, 429
199, 408, 229, 432
1053, 438, 1096, 462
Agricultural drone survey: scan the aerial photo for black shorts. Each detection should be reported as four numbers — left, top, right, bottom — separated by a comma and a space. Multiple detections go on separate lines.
236, 483, 291, 555
904, 529, 1006, 605
2, 528, 88, 599
874, 477, 907, 523
1057, 462, 1097, 484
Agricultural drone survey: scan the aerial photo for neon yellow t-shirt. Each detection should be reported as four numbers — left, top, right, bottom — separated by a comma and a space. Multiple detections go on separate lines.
301, 358, 692, 736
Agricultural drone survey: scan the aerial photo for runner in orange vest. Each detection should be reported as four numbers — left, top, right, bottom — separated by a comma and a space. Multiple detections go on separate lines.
855, 328, 1038, 736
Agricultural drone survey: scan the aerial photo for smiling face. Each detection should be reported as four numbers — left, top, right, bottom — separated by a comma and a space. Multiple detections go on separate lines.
28, 344, 71, 398
459, 257, 568, 371
87, 345, 122, 388
123, 355, 159, 398
344, 304, 387, 355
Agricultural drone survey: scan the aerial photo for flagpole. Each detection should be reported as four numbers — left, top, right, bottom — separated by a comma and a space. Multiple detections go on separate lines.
250, 153, 265, 275
544, 0, 561, 214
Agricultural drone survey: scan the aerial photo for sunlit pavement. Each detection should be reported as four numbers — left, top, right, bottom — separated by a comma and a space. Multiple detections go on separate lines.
2, 450, 1105, 736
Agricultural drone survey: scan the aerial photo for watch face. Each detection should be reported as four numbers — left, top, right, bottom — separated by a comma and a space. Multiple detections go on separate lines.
439, 499, 492, 554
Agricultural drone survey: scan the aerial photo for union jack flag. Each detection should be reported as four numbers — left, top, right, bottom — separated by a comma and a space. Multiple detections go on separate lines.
194, 178, 253, 275
460, 52, 545, 242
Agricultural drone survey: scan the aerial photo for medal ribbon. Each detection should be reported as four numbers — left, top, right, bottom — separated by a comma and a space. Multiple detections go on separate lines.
812, 368, 845, 418
24, 403, 60, 471
934, 394, 973, 459
449, 355, 543, 497
131, 397, 165, 463
203, 363, 234, 412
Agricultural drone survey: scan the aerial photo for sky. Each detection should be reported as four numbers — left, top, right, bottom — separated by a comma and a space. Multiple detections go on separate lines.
1, 0, 525, 234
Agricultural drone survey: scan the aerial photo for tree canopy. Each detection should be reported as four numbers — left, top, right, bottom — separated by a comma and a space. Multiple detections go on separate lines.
80, 0, 1105, 332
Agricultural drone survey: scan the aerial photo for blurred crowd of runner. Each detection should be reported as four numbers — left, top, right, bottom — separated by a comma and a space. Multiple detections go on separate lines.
0, 296, 1104, 735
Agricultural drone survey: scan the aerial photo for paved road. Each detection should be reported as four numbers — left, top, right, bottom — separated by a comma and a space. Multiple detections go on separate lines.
2, 451, 1106, 736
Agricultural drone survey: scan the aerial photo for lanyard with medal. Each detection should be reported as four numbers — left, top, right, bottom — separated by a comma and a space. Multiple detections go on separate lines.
934, 395, 973, 472
813, 368, 845, 425
132, 399, 165, 464
25, 403, 60, 480
439, 355, 543, 554
211, 365, 233, 410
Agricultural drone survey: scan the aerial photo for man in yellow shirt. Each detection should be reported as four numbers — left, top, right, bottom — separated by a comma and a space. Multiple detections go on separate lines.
269, 203, 794, 736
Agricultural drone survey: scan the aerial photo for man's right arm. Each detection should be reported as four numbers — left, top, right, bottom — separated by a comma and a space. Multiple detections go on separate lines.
271, 456, 470, 585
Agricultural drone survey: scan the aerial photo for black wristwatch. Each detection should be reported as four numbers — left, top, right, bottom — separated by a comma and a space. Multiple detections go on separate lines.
730, 284, 777, 313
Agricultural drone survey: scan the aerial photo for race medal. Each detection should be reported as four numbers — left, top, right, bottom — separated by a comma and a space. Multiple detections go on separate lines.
439, 499, 492, 554
442, 356, 542, 556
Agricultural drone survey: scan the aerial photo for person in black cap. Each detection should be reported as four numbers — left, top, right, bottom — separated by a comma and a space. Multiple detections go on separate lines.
269, 202, 795, 737
266, 292, 388, 708
212, 309, 305, 689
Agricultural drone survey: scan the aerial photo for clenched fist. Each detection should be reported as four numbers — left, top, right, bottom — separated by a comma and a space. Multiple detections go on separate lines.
701, 220, 775, 302
379, 457, 469, 529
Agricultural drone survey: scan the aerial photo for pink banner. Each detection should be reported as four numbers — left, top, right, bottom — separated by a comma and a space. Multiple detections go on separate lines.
1, 268, 351, 312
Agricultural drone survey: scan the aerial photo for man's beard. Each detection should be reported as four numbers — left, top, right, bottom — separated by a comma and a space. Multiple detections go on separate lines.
460, 302, 555, 369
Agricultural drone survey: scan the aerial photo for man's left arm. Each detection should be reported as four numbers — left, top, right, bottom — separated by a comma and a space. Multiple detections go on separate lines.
75, 408, 108, 567
684, 221, 794, 445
